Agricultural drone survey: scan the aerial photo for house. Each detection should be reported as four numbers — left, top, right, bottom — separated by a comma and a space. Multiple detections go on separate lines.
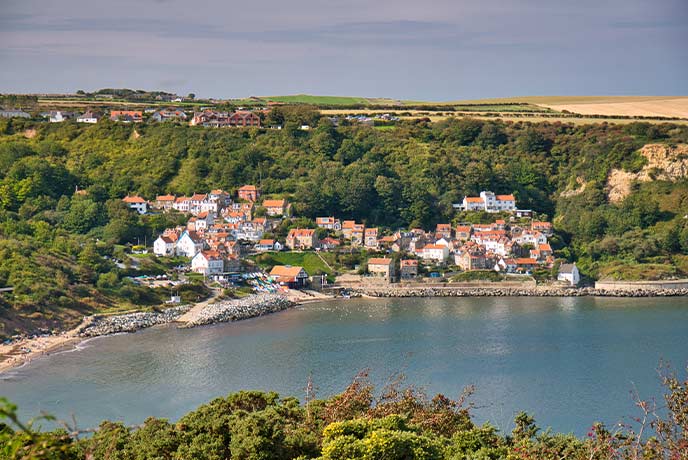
109, 110, 143, 123
418, 244, 449, 263
153, 235, 176, 256
558, 263, 580, 286
530, 243, 553, 261
319, 237, 341, 250
154, 194, 176, 210
238, 185, 260, 202
455, 250, 489, 271
191, 250, 225, 275
460, 191, 517, 212
194, 212, 215, 231
122, 195, 148, 214
435, 223, 452, 240
316, 217, 342, 231
49, 111, 75, 122
367, 258, 395, 280
494, 258, 517, 273
364, 228, 379, 249
0, 110, 30, 118
455, 225, 472, 241
76, 111, 102, 123
532, 221, 554, 236
176, 231, 204, 257
255, 239, 282, 252
286, 228, 318, 250
270, 265, 309, 288
514, 258, 537, 272
350, 224, 365, 246
228, 111, 261, 127
341, 221, 355, 238
263, 199, 287, 216
208, 189, 231, 208
400, 259, 418, 279
150, 109, 187, 122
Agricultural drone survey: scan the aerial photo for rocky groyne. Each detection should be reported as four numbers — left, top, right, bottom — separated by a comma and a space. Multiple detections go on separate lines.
354, 286, 688, 298
77, 306, 191, 337
179, 294, 294, 327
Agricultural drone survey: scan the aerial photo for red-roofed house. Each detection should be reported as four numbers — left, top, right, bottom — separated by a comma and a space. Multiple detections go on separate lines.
286, 228, 318, 250
191, 250, 225, 275
400, 259, 418, 279
367, 258, 395, 280
238, 185, 260, 202
122, 195, 148, 214
263, 199, 288, 216
270, 265, 309, 287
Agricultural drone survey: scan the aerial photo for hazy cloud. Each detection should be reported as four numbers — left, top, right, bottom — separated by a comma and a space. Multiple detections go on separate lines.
0, 0, 686, 99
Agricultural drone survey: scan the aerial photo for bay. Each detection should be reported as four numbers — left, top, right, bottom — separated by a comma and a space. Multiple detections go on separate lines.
2, 296, 687, 435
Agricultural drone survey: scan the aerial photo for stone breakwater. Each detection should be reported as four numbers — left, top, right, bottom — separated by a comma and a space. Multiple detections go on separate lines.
77, 305, 192, 337
355, 287, 688, 298
180, 294, 294, 327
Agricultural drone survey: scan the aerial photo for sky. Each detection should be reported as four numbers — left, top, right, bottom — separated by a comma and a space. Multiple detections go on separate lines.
1, 0, 687, 101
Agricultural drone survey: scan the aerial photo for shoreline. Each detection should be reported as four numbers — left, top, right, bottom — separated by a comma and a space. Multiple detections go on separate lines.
350, 285, 688, 298
2, 286, 686, 374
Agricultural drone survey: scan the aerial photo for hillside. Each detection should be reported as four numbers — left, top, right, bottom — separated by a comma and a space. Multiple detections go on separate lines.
0, 114, 687, 335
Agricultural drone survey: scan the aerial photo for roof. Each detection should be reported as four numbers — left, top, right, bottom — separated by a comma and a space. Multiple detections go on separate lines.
122, 195, 146, 203
263, 199, 285, 207
199, 250, 223, 260
465, 197, 484, 203
238, 185, 258, 191
436, 223, 451, 229
515, 258, 537, 265
190, 193, 208, 201
158, 235, 175, 244
456, 225, 472, 233
401, 259, 418, 266
424, 244, 446, 250
270, 265, 307, 278
539, 243, 552, 251
175, 196, 189, 203
496, 194, 515, 201
259, 239, 275, 245
156, 194, 176, 201
288, 228, 315, 237
559, 264, 576, 274
368, 258, 392, 265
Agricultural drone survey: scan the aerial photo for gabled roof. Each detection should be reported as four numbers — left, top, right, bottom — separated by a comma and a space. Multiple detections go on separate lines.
401, 259, 418, 266
190, 193, 208, 201
238, 185, 258, 191
122, 195, 146, 203
288, 228, 315, 237
270, 265, 307, 278
258, 239, 275, 245
465, 197, 484, 203
156, 194, 176, 201
496, 194, 515, 201
559, 263, 576, 274
263, 199, 286, 207
368, 258, 392, 265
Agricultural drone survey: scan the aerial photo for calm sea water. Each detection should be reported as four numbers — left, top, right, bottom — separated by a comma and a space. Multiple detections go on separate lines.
1, 297, 687, 435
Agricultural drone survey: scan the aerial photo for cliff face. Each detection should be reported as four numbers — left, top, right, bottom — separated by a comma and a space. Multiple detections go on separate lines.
607, 143, 688, 203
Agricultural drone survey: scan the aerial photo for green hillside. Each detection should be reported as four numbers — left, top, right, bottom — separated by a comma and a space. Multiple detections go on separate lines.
1, 113, 688, 335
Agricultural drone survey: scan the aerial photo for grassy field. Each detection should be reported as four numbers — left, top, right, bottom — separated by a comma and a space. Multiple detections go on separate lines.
262, 94, 401, 105
252, 251, 336, 276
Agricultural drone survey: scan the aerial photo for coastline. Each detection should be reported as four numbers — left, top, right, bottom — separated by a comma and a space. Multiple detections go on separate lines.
0, 290, 330, 375
351, 285, 688, 298
3, 285, 686, 374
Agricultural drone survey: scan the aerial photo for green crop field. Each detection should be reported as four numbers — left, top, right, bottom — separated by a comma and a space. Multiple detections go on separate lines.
262, 94, 400, 106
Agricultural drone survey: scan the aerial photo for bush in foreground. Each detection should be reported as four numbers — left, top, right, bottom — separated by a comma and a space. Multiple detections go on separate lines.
1, 366, 687, 459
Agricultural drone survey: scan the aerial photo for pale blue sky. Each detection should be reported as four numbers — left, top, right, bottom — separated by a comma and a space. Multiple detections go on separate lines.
1, 0, 686, 100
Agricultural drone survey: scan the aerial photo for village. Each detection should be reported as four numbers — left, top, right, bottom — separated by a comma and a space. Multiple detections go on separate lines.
121, 186, 581, 295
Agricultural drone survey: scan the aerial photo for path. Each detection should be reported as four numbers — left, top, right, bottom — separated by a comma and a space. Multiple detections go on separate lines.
176, 288, 222, 324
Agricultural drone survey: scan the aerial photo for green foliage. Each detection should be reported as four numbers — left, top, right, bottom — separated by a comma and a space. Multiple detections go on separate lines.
3, 364, 688, 459
1, 119, 687, 333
